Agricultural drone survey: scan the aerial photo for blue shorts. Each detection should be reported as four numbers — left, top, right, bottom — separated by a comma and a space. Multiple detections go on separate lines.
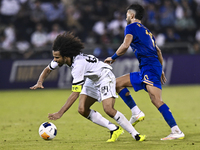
130, 65, 162, 92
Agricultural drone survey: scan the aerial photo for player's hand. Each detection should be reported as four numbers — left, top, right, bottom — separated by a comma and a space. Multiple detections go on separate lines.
161, 71, 167, 84
48, 112, 62, 120
104, 57, 115, 65
30, 83, 44, 90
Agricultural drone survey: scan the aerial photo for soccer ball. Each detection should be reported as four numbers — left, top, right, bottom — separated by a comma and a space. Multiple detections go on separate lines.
39, 122, 57, 140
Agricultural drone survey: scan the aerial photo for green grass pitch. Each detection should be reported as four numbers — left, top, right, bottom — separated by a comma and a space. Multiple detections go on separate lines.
0, 85, 200, 150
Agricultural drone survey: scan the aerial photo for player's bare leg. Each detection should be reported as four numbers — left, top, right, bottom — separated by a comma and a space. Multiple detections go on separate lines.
116, 74, 145, 126
146, 85, 184, 140
78, 94, 120, 142
102, 97, 145, 141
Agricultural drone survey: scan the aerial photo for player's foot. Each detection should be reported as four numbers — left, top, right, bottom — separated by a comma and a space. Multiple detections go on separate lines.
106, 126, 124, 142
130, 111, 145, 126
135, 134, 146, 141
161, 132, 185, 140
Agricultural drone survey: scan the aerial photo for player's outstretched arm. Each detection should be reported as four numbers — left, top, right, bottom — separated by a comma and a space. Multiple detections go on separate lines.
48, 92, 80, 120
30, 66, 52, 89
104, 34, 133, 64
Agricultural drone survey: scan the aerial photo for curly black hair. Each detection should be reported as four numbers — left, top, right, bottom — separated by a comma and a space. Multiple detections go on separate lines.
126, 4, 144, 20
52, 32, 84, 58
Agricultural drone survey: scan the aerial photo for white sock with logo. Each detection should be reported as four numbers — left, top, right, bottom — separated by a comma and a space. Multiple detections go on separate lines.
131, 106, 141, 115
113, 111, 139, 139
171, 125, 182, 134
87, 109, 117, 131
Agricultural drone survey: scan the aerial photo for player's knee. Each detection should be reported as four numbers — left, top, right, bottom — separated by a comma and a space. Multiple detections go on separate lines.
150, 94, 157, 102
78, 106, 86, 116
103, 107, 114, 117
149, 94, 163, 107
103, 107, 109, 115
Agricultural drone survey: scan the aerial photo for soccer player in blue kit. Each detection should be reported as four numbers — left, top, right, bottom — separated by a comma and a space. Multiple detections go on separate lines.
104, 4, 185, 140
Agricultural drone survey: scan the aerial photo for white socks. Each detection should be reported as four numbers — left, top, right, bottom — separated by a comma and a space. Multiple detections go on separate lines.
87, 109, 117, 131
113, 111, 139, 138
131, 106, 141, 115
171, 125, 182, 134
87, 110, 140, 139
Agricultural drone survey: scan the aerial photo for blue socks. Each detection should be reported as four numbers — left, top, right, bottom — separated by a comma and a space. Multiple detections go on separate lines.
158, 104, 177, 128
119, 88, 177, 128
119, 88, 136, 109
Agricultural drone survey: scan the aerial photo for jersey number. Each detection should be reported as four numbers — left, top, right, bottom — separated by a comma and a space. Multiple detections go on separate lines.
101, 86, 108, 96
146, 30, 155, 47
85, 55, 98, 63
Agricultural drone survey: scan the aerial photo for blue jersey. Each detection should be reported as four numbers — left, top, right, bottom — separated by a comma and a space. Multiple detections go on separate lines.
125, 22, 161, 68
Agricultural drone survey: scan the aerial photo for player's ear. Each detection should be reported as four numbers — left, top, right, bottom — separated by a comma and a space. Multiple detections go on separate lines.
131, 13, 135, 19
64, 56, 68, 62
64, 56, 71, 65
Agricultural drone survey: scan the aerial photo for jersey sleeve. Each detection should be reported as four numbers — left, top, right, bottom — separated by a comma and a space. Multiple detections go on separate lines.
124, 24, 135, 36
71, 60, 85, 85
48, 60, 59, 70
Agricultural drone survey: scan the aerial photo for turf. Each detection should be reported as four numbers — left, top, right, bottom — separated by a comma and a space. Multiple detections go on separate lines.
0, 85, 200, 150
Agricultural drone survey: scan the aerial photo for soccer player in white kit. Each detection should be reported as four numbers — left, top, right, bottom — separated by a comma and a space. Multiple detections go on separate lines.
30, 32, 145, 142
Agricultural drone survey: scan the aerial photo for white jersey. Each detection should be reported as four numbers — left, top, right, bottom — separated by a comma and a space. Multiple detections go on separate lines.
48, 53, 112, 85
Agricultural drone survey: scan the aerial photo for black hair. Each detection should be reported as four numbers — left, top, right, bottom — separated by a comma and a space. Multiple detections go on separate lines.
52, 32, 84, 57
126, 4, 144, 20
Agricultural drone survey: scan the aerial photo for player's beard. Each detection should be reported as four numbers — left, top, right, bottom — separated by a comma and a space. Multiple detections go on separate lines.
58, 64, 63, 67
57, 59, 65, 67
127, 17, 131, 25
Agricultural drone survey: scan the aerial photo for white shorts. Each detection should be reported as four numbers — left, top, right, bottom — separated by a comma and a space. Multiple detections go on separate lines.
80, 69, 118, 102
